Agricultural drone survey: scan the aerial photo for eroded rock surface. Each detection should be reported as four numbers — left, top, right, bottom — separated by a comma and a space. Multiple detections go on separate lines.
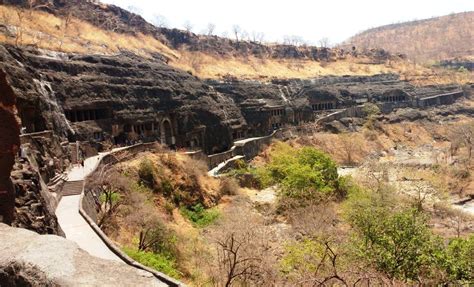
0, 224, 167, 287
0, 69, 20, 225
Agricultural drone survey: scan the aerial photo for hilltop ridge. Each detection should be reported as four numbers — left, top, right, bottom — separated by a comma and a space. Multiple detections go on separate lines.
345, 11, 474, 62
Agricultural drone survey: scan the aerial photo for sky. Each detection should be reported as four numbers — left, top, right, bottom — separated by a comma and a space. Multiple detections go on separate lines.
102, 0, 473, 45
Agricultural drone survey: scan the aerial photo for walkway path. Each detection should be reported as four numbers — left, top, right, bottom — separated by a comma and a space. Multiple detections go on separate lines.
55, 152, 123, 262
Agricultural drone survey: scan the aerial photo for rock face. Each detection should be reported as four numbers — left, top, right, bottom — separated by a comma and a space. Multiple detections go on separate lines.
0, 223, 167, 286
0, 44, 245, 154
11, 162, 62, 235
0, 69, 20, 225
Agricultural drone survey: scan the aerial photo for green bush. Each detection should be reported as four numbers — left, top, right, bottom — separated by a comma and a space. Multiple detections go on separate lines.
443, 236, 474, 282
123, 247, 180, 278
280, 237, 328, 279
256, 143, 340, 202
345, 186, 474, 283
180, 203, 219, 228
138, 158, 157, 188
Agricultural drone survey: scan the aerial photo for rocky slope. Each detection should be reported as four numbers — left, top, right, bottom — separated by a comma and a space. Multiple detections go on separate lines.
345, 11, 474, 62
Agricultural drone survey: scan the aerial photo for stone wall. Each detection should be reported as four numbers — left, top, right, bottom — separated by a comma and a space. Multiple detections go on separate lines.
207, 148, 236, 169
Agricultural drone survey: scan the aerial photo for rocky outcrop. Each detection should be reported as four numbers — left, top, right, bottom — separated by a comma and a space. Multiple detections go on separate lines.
0, 44, 246, 153
0, 69, 20, 225
11, 161, 62, 235
0, 223, 167, 286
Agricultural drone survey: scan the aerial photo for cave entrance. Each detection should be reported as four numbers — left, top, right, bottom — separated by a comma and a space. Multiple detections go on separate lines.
161, 119, 174, 146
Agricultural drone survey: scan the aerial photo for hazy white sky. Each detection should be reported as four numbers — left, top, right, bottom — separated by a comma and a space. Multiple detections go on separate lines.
102, 0, 473, 45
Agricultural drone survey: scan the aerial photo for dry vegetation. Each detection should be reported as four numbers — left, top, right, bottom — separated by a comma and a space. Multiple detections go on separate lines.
2, 5, 470, 83
346, 11, 474, 62
0, 5, 177, 58
87, 114, 474, 285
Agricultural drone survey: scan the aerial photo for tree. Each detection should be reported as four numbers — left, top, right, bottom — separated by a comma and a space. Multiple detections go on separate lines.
283, 35, 305, 46
151, 14, 168, 28
183, 20, 193, 33
87, 162, 129, 228
319, 37, 330, 48
232, 25, 241, 42
251, 31, 265, 43
449, 122, 474, 163
339, 133, 363, 166
206, 23, 216, 36
216, 232, 262, 287
281, 238, 349, 286
351, 208, 444, 282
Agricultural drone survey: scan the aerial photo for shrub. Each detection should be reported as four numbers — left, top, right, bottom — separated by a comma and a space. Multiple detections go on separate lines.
138, 158, 157, 188
180, 203, 219, 228
219, 177, 240, 196
345, 187, 474, 284
123, 247, 180, 278
352, 209, 445, 281
257, 143, 340, 202
442, 236, 474, 282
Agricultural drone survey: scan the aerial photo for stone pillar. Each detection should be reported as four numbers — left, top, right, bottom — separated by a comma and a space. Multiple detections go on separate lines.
0, 70, 20, 225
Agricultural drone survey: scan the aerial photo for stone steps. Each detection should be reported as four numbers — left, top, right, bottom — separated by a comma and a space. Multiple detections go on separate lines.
62, 180, 84, 196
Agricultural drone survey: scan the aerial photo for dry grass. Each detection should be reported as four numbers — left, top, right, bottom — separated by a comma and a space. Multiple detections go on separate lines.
0, 5, 177, 58
0, 5, 469, 84
346, 12, 474, 62
171, 50, 404, 79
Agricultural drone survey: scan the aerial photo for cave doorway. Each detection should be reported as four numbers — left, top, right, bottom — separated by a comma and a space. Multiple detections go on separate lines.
161, 119, 174, 146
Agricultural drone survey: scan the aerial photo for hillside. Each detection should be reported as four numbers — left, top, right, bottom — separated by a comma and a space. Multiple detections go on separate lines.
345, 12, 474, 63
0, 1, 430, 80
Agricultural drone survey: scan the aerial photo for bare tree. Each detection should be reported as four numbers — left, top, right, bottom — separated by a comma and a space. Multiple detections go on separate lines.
206, 23, 216, 36
251, 31, 265, 43
216, 232, 262, 287
183, 20, 193, 33
58, 11, 72, 50
151, 14, 168, 28
340, 133, 362, 166
319, 37, 330, 48
283, 35, 305, 46
12, 7, 26, 46
87, 165, 127, 228
232, 25, 241, 42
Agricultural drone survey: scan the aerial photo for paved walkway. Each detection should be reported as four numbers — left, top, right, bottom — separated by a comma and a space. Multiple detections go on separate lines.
56, 152, 123, 262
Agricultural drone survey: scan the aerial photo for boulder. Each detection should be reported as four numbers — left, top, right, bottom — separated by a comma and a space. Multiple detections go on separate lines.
0, 224, 167, 287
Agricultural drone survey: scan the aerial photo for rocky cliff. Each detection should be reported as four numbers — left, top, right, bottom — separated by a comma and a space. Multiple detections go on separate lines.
0, 69, 19, 225
0, 44, 246, 153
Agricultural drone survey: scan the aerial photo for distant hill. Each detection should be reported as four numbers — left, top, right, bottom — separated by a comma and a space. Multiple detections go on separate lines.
345, 12, 474, 63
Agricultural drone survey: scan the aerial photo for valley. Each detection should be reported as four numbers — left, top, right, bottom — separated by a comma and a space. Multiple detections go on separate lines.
0, 0, 472, 286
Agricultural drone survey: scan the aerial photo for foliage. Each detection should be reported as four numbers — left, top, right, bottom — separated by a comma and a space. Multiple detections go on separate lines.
345, 185, 474, 283
442, 236, 474, 282
180, 203, 220, 228
123, 247, 180, 278
138, 219, 178, 257
281, 237, 327, 277
138, 158, 157, 188
362, 103, 381, 117
255, 143, 341, 202
99, 191, 121, 204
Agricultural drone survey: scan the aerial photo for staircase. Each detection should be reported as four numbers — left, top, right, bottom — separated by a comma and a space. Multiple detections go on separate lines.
62, 180, 84, 196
